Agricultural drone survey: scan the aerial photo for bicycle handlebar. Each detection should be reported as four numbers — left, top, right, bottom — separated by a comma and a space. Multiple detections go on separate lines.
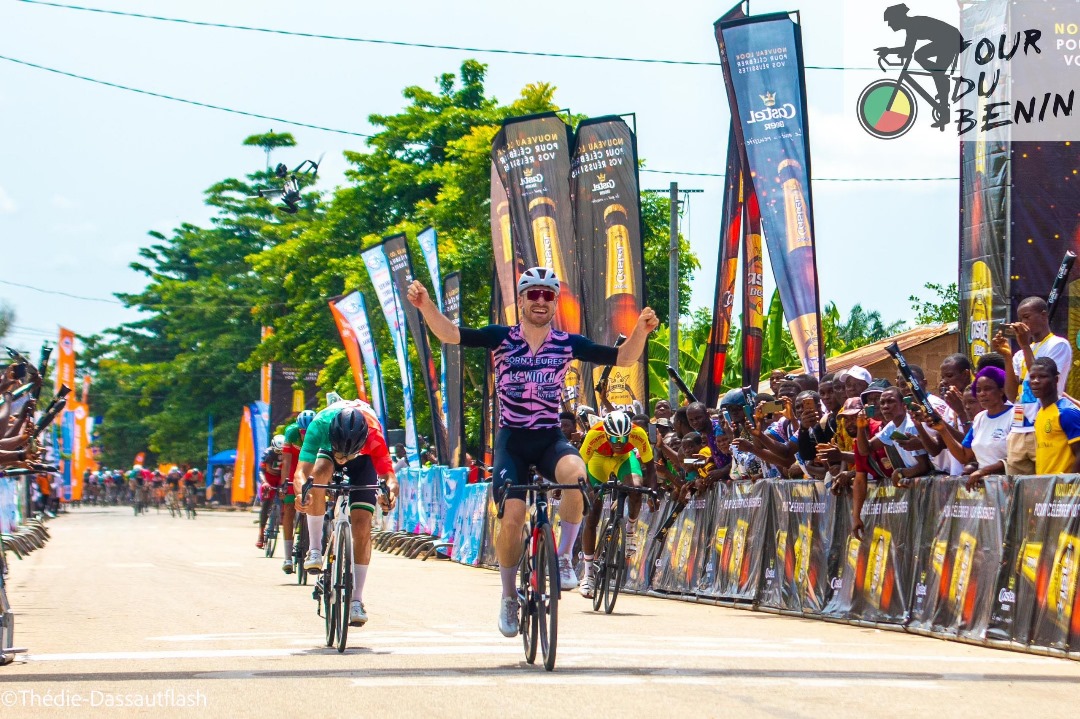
300, 477, 390, 507
598, 479, 661, 500
497, 478, 592, 519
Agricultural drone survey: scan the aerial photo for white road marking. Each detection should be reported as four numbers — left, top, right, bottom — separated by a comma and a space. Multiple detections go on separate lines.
29, 649, 303, 662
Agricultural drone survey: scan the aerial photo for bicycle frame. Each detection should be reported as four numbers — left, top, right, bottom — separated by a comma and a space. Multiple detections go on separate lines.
879, 53, 945, 113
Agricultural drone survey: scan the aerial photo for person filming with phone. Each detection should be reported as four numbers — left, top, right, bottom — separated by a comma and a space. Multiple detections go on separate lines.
992, 296, 1073, 475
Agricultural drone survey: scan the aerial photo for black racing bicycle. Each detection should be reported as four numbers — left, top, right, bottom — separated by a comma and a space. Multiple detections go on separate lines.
591, 477, 658, 615
302, 474, 388, 653
499, 479, 590, 672
263, 489, 282, 559
292, 510, 309, 585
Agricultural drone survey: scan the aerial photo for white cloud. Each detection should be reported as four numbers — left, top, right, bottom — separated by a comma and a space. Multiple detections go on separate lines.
0, 186, 16, 214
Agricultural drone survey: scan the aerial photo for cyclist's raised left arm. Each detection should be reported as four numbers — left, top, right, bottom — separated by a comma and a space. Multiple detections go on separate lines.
615, 308, 659, 367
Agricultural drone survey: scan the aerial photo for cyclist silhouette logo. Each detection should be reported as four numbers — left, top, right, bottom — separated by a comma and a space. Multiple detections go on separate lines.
858, 3, 970, 139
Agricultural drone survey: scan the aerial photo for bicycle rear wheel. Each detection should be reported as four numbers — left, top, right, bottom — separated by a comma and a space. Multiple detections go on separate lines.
603, 519, 626, 615
519, 542, 538, 664
537, 525, 560, 671
335, 528, 353, 653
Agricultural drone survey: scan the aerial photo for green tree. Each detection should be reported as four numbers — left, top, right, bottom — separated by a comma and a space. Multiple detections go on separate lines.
0, 301, 12, 343
909, 282, 959, 325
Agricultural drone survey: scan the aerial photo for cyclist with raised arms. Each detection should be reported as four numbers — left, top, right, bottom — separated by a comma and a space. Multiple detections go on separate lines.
407, 266, 658, 637
278, 409, 315, 574
293, 400, 398, 628
576, 410, 657, 599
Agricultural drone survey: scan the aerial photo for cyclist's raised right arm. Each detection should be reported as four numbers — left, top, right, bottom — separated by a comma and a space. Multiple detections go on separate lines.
408, 280, 460, 344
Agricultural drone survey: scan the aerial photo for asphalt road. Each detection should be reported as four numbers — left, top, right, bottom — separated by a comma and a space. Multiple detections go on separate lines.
1, 505, 1079, 718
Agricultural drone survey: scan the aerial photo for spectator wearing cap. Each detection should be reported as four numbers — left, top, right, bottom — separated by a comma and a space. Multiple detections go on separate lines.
992, 296, 1073, 474
930, 366, 1012, 488
720, 389, 782, 481
840, 365, 873, 402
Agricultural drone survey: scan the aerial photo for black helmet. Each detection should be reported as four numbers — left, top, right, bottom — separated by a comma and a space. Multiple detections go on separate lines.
329, 407, 369, 457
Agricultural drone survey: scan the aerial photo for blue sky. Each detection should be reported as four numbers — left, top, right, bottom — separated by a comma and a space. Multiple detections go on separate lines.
0, 0, 959, 354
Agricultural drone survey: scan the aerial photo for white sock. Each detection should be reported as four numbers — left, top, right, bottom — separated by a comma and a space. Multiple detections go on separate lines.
499, 564, 518, 599
284, 540, 294, 556
307, 514, 324, 553
558, 521, 581, 557
353, 564, 368, 603
583, 555, 594, 577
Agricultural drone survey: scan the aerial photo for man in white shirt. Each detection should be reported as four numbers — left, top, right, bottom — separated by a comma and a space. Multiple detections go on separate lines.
993, 296, 1073, 474
855, 387, 932, 485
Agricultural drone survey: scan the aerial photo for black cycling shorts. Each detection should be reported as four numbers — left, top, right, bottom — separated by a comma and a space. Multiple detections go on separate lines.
493, 427, 580, 503
337, 454, 379, 513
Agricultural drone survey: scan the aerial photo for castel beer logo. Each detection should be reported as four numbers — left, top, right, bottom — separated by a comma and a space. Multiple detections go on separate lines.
520, 167, 544, 187
61, 335, 74, 355
591, 172, 616, 193
746, 90, 797, 124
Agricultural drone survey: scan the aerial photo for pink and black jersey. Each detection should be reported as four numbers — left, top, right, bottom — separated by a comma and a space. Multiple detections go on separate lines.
458, 324, 619, 430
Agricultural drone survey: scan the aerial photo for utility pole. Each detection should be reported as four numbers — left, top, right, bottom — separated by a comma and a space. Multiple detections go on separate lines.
668, 182, 679, 405
646, 183, 703, 405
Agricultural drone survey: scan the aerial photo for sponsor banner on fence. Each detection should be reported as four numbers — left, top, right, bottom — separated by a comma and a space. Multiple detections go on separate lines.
909, 478, 1009, 640
451, 481, 489, 566
362, 243, 420, 466
652, 495, 709, 594
760, 480, 833, 613
383, 234, 449, 464
716, 12, 824, 377
699, 480, 769, 601
480, 483, 499, 569
570, 116, 646, 415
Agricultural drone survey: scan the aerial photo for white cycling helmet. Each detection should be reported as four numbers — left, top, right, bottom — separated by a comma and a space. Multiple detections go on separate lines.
270, 434, 285, 451
517, 266, 561, 295
602, 410, 633, 440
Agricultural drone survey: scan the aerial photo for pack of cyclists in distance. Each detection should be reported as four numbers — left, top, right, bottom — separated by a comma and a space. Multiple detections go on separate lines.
82, 464, 203, 516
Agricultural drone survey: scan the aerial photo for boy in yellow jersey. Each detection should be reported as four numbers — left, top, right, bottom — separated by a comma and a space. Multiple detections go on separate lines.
1029, 357, 1080, 475
577, 411, 658, 598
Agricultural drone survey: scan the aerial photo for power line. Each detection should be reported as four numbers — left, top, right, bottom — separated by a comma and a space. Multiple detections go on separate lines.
0, 55, 958, 184
0, 278, 287, 311
0, 54, 373, 138
16, 0, 875, 71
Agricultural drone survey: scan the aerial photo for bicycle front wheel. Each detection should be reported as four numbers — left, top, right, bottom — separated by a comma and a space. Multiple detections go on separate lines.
593, 523, 610, 613
335, 527, 353, 653
537, 525, 560, 671
603, 519, 626, 615
295, 514, 309, 586
265, 504, 280, 558
323, 537, 336, 647
519, 542, 538, 664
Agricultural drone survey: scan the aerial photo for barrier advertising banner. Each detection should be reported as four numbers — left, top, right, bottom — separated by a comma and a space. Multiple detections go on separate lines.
716, 12, 824, 377
451, 482, 489, 566
700, 480, 769, 601
443, 272, 465, 468
362, 243, 419, 466
491, 112, 585, 406
849, 483, 924, 625
570, 116, 646, 415
328, 294, 369, 403
909, 478, 1009, 640
652, 495, 709, 594
334, 291, 388, 428
383, 233, 449, 465
760, 480, 833, 613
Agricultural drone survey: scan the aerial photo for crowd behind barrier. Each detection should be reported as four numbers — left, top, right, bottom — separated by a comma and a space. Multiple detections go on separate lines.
383, 468, 1080, 660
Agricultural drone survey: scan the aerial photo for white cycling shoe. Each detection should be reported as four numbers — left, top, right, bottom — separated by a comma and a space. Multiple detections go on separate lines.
558, 555, 579, 590
303, 549, 323, 572
349, 601, 368, 627
498, 596, 520, 637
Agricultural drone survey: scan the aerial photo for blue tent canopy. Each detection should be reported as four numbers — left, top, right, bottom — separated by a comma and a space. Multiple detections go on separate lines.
207, 449, 236, 466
